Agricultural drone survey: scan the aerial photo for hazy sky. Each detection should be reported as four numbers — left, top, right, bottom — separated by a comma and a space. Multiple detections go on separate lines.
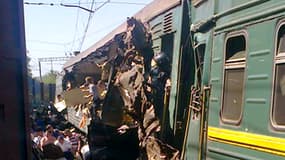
24, 0, 153, 77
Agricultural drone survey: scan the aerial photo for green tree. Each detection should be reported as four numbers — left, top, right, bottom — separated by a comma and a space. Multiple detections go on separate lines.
42, 71, 58, 84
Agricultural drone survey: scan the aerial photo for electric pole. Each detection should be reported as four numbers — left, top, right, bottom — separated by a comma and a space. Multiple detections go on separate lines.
38, 56, 72, 81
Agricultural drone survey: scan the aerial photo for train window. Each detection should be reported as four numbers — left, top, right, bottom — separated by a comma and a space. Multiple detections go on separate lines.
273, 64, 285, 125
225, 35, 246, 62
221, 33, 246, 124
277, 26, 285, 54
222, 69, 245, 122
272, 24, 285, 127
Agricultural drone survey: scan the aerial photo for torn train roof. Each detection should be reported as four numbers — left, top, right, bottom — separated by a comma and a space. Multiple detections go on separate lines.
63, 0, 181, 70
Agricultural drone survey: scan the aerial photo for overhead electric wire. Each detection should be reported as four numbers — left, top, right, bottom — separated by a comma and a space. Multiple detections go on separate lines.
25, 0, 148, 52
24, 2, 94, 12
27, 25, 114, 48
24, 1, 147, 6
77, 0, 110, 51
60, 18, 125, 50
77, 0, 96, 51
60, 3, 95, 13
71, 0, 81, 51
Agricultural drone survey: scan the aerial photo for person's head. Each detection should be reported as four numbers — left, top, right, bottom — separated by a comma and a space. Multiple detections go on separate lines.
46, 130, 53, 137
58, 135, 65, 144
152, 52, 170, 72
97, 80, 105, 87
56, 94, 62, 99
66, 81, 72, 90
46, 124, 54, 132
49, 101, 54, 105
34, 127, 44, 137
57, 94, 63, 101
153, 52, 169, 67
64, 69, 68, 74
54, 129, 60, 137
63, 129, 72, 137
85, 76, 94, 85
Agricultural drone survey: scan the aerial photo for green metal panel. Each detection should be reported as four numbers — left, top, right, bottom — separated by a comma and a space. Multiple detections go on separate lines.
173, 0, 195, 151
215, 0, 255, 14
185, 119, 203, 160
191, 0, 215, 23
215, 0, 285, 31
243, 20, 275, 136
149, 14, 164, 40
208, 33, 225, 127
202, 32, 214, 86
167, 6, 183, 130
171, 8, 183, 32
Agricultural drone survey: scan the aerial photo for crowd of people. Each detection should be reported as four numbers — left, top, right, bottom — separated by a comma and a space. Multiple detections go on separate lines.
30, 104, 90, 160
30, 70, 108, 160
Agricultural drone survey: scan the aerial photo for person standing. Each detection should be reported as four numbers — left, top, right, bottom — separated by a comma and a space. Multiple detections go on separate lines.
149, 52, 173, 144
63, 129, 81, 157
149, 52, 170, 120
55, 136, 73, 160
62, 69, 76, 91
40, 130, 65, 159
46, 124, 60, 138
32, 127, 44, 148
82, 76, 100, 120
40, 130, 56, 149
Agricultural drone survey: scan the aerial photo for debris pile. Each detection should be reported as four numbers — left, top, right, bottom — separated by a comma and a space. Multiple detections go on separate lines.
98, 17, 179, 159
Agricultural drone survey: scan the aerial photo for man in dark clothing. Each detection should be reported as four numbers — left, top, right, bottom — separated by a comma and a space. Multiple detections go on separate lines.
149, 52, 173, 144
62, 69, 76, 91
149, 52, 170, 119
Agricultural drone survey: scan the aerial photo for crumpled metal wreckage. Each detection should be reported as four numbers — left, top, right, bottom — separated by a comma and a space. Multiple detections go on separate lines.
104, 17, 179, 159
85, 17, 180, 160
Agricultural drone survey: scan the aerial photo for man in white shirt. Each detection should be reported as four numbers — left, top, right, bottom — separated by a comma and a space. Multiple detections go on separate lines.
54, 136, 73, 160
82, 76, 100, 120
32, 127, 44, 148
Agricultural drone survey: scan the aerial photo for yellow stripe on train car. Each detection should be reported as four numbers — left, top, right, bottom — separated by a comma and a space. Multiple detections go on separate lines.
208, 127, 285, 157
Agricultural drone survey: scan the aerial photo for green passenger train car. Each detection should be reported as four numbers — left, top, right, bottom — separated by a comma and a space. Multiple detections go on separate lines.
182, 0, 285, 159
